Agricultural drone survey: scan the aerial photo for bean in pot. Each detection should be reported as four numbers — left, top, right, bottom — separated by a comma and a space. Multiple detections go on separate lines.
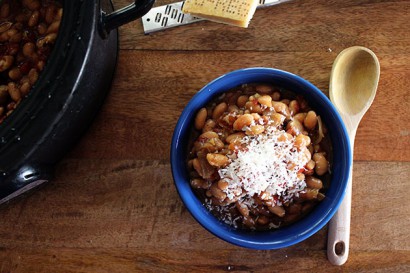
0, 0, 63, 124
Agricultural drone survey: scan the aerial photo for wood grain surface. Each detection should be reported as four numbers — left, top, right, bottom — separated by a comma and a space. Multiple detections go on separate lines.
0, 0, 409, 272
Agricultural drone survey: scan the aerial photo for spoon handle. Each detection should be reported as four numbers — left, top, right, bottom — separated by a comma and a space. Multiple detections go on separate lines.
327, 162, 352, 265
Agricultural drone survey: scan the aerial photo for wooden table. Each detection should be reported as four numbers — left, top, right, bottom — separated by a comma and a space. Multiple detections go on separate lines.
1, 0, 409, 272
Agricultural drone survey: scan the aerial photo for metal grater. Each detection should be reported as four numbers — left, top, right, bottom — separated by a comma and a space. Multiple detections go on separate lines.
142, 0, 292, 34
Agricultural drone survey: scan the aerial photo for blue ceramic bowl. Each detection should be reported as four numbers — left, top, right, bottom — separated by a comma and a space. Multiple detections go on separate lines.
171, 68, 351, 250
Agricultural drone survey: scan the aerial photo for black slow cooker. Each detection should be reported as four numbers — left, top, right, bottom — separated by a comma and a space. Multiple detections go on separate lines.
0, 0, 155, 204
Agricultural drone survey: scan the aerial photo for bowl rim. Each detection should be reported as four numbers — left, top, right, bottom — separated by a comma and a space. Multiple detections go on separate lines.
171, 67, 352, 250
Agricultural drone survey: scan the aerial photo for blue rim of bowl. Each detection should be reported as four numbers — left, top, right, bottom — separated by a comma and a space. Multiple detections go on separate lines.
171, 67, 352, 250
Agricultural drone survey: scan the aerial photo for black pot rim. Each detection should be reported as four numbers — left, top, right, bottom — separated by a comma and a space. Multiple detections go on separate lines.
0, 0, 119, 202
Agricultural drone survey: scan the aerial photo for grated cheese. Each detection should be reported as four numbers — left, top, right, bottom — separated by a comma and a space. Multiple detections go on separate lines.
218, 127, 309, 205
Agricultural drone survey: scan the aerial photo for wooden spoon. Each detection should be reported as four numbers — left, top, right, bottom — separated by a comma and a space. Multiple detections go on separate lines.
327, 46, 380, 265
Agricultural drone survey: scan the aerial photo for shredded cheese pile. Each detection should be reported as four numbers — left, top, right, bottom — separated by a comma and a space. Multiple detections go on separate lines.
218, 128, 309, 205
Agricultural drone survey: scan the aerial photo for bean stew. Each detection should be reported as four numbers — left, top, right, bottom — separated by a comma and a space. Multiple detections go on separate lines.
0, 0, 63, 124
187, 83, 333, 230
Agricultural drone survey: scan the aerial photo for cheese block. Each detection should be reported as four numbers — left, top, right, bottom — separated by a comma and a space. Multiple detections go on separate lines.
182, 0, 259, 28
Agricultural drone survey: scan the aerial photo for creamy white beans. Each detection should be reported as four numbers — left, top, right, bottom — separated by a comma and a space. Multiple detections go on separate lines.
187, 83, 332, 230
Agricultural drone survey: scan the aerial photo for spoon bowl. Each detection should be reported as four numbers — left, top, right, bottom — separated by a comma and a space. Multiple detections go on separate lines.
327, 46, 380, 265
330, 47, 380, 117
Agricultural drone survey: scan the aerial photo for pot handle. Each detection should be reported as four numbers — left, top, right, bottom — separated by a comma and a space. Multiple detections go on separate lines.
0, 164, 52, 205
101, 0, 155, 36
